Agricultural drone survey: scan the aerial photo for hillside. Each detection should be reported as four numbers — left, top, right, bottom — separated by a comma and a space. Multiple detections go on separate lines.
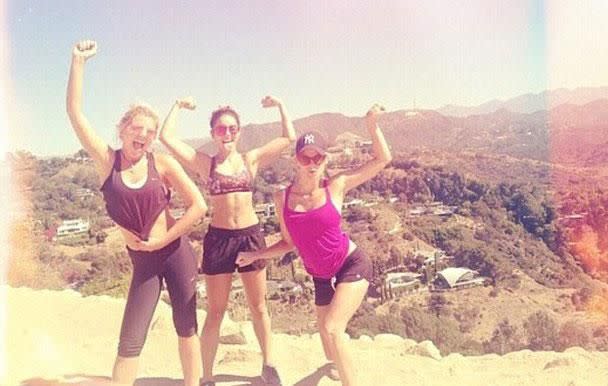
183, 99, 608, 168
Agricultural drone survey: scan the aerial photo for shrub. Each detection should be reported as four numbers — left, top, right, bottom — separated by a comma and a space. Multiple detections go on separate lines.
523, 311, 559, 351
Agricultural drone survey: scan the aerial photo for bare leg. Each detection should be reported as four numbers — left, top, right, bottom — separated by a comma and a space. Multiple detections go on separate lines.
200, 273, 232, 383
179, 335, 201, 386
111, 356, 139, 385
315, 305, 336, 362
318, 280, 368, 386
240, 269, 274, 366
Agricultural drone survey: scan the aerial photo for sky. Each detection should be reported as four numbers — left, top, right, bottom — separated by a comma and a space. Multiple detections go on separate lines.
2, 0, 608, 156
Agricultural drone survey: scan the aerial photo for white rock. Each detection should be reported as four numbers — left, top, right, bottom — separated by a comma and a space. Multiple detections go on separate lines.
358, 335, 373, 343
240, 322, 257, 345
444, 352, 464, 362
406, 340, 442, 360
374, 333, 405, 346
544, 357, 576, 370
219, 317, 247, 345
403, 338, 417, 349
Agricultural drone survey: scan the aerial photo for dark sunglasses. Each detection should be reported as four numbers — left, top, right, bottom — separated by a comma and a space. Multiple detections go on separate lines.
213, 125, 240, 136
297, 153, 326, 166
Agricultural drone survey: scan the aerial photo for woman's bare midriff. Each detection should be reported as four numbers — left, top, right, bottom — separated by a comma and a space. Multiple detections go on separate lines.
209, 192, 260, 229
119, 208, 175, 246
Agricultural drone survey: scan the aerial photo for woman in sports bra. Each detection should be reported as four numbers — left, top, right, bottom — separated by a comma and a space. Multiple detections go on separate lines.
67, 40, 207, 386
159, 95, 295, 385
235, 104, 391, 386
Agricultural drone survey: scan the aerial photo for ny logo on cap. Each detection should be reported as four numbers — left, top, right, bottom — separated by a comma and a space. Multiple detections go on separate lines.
303, 134, 315, 145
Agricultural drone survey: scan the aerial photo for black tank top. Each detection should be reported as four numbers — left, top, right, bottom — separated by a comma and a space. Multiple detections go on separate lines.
100, 149, 171, 240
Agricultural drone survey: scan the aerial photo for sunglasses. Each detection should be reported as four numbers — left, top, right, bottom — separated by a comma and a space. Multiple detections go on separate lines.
297, 153, 326, 166
125, 125, 157, 136
212, 125, 240, 136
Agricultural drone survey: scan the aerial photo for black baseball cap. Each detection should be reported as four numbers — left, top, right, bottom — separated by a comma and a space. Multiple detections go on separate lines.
295, 131, 328, 155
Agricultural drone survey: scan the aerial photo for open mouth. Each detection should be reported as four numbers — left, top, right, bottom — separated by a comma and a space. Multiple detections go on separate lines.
222, 140, 234, 144
133, 140, 145, 150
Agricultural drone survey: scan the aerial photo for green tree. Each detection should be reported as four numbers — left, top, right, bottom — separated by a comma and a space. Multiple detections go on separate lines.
523, 311, 559, 351
483, 319, 523, 354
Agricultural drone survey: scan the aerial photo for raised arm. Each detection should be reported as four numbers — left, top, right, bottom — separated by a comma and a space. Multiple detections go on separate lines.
330, 103, 392, 194
236, 189, 295, 267
247, 95, 296, 169
159, 96, 211, 179
66, 40, 113, 176
133, 153, 207, 251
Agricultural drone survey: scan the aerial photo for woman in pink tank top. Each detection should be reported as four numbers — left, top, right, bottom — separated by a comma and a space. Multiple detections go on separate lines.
236, 104, 392, 386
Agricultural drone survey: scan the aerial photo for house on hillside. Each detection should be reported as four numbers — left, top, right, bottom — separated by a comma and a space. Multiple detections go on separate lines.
55, 218, 90, 241
74, 188, 94, 199
433, 205, 457, 216
386, 272, 422, 296
342, 198, 363, 210
420, 250, 454, 267
255, 203, 276, 218
408, 206, 426, 217
407, 202, 457, 217
432, 267, 490, 291
557, 213, 586, 224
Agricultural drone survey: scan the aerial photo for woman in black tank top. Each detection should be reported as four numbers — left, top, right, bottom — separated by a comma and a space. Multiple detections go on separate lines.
67, 40, 207, 386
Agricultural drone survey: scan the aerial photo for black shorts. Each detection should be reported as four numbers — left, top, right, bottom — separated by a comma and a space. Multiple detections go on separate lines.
201, 223, 267, 275
312, 248, 373, 306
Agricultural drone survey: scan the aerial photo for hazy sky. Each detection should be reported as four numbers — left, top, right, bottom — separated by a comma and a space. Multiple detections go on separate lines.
2, 0, 607, 156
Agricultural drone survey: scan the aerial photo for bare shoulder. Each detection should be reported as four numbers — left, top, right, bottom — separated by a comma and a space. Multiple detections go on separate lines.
152, 152, 181, 175
195, 148, 213, 163
328, 173, 346, 193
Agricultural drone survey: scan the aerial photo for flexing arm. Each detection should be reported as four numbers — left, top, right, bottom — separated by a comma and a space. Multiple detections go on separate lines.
66, 40, 113, 175
236, 189, 295, 267
331, 103, 392, 195
133, 154, 207, 251
159, 96, 211, 179
247, 96, 296, 169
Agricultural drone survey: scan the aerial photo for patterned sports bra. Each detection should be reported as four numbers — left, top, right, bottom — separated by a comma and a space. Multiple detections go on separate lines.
207, 155, 254, 195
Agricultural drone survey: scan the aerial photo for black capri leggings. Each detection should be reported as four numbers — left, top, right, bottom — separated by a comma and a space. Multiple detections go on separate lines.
118, 236, 198, 357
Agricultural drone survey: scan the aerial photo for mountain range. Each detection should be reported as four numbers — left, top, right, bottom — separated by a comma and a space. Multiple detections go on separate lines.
179, 87, 608, 168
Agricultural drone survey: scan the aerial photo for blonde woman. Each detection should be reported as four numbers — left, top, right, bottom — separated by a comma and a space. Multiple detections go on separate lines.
236, 105, 391, 386
67, 40, 206, 386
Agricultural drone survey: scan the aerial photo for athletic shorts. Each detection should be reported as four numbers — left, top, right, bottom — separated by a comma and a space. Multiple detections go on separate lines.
312, 248, 373, 306
201, 223, 267, 275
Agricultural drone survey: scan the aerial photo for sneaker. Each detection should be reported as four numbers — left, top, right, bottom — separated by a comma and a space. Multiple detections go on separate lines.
261, 364, 283, 385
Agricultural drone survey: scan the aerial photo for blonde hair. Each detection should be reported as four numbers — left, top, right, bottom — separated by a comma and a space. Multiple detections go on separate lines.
116, 103, 159, 133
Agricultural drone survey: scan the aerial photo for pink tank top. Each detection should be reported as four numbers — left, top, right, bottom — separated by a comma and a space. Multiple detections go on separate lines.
282, 183, 349, 279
